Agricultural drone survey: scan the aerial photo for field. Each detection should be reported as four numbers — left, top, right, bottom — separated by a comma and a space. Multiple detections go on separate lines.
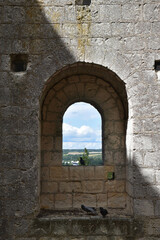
62, 149, 102, 166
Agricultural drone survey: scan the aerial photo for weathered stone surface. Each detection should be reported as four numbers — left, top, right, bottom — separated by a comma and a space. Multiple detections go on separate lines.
134, 199, 154, 216
1, 0, 160, 239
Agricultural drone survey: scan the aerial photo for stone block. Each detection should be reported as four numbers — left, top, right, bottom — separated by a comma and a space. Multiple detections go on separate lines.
90, 23, 111, 38
114, 121, 125, 134
43, 6, 65, 23
105, 180, 125, 193
17, 151, 36, 169
114, 151, 125, 165
134, 199, 154, 216
122, 4, 141, 21
42, 122, 56, 135
55, 194, 72, 209
41, 136, 53, 150
135, 22, 152, 35
63, 84, 78, 100
41, 181, 58, 193
84, 166, 95, 179
134, 184, 147, 198
50, 166, 69, 180
59, 181, 82, 193
43, 151, 61, 166
144, 4, 160, 21
82, 181, 104, 193
104, 108, 120, 121
41, 167, 49, 180
64, 6, 76, 22
108, 193, 126, 209
95, 166, 105, 179
48, 98, 63, 113
99, 5, 121, 22
96, 194, 107, 208
105, 135, 121, 150
56, 89, 68, 103
96, 88, 110, 104
104, 121, 114, 134
69, 166, 84, 180
144, 151, 160, 167
145, 218, 160, 236
111, 22, 135, 37
40, 194, 54, 209
73, 193, 96, 208
4, 6, 25, 23
84, 83, 98, 98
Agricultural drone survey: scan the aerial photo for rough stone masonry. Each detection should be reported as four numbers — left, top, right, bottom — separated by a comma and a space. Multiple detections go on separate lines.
0, 0, 160, 239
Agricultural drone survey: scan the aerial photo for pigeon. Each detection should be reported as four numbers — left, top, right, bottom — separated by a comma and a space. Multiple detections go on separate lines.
99, 207, 108, 218
81, 204, 97, 215
79, 157, 85, 165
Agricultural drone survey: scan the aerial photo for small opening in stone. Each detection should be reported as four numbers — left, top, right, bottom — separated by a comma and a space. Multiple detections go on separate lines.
75, 0, 91, 6
11, 54, 28, 72
154, 60, 160, 71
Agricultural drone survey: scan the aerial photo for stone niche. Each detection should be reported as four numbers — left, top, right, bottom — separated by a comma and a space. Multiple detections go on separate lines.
40, 63, 130, 215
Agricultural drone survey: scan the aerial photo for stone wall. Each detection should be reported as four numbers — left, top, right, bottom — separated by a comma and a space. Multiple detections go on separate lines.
0, 0, 160, 239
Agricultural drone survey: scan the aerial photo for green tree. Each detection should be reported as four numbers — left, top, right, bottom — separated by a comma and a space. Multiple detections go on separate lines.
79, 148, 90, 165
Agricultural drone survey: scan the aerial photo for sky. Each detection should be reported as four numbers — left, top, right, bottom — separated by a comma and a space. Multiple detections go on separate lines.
63, 102, 102, 149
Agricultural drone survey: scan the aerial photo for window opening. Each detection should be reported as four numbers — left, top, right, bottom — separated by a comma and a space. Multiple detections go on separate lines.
62, 102, 102, 166
10, 54, 28, 72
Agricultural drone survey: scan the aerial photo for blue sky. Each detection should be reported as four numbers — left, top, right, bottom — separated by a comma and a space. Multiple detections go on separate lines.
63, 102, 102, 149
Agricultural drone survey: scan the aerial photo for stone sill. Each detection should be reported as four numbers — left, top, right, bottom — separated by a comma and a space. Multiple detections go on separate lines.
30, 212, 143, 239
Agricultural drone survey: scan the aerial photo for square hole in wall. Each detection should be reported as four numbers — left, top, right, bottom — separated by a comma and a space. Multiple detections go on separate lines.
154, 60, 160, 71
75, 0, 91, 6
10, 54, 28, 72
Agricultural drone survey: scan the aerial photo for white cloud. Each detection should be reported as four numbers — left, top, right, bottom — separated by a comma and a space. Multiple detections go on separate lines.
63, 123, 101, 142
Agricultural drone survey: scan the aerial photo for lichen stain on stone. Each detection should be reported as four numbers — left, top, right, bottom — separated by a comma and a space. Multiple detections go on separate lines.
76, 7, 91, 59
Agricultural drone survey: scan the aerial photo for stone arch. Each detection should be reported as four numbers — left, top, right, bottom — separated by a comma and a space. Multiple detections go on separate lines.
40, 62, 130, 214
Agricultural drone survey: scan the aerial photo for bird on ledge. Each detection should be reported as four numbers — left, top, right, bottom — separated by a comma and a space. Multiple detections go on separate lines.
81, 204, 97, 215
99, 207, 108, 218
79, 157, 85, 165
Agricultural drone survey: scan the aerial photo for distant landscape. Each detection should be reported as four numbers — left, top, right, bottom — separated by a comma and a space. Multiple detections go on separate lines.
62, 149, 102, 166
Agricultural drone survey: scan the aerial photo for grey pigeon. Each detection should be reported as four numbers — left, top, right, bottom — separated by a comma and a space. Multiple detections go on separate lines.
81, 204, 97, 214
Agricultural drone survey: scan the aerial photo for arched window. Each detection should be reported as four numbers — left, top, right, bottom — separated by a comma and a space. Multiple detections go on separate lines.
40, 63, 129, 213
62, 102, 102, 166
